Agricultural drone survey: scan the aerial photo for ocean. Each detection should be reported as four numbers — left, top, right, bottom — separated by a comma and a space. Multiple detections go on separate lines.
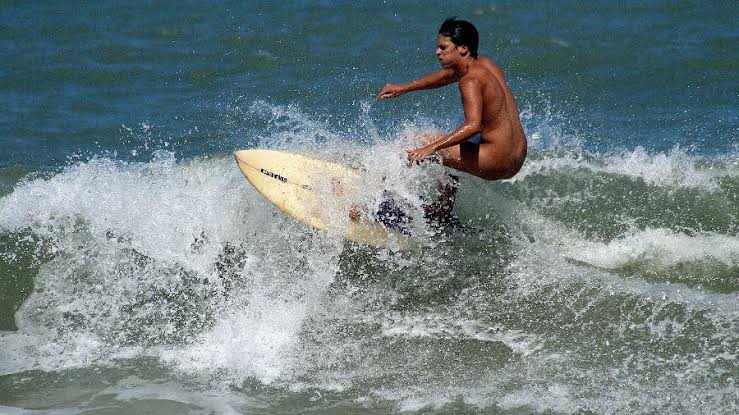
1, 1, 737, 413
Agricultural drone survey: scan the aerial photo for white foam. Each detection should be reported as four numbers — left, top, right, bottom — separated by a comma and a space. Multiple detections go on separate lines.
0, 331, 38, 375
372, 380, 579, 413
0, 148, 350, 377
1, 99, 736, 414
0, 152, 251, 268
105, 376, 261, 414
519, 99, 583, 152
498, 384, 577, 413
162, 232, 344, 386
513, 146, 738, 190
162, 298, 306, 384
247, 100, 345, 152
567, 227, 739, 269
510, 237, 739, 316
375, 312, 543, 357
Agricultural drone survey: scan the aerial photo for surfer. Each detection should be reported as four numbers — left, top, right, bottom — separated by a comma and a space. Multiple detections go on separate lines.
376, 18, 527, 221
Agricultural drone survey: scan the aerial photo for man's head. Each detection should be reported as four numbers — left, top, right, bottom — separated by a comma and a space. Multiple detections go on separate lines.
438, 18, 478, 58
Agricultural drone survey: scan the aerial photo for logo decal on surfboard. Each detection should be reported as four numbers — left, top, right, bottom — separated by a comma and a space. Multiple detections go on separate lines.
260, 168, 288, 183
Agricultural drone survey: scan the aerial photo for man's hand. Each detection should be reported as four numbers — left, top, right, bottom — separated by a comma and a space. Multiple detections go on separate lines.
377, 83, 407, 100
348, 205, 361, 221
406, 144, 437, 164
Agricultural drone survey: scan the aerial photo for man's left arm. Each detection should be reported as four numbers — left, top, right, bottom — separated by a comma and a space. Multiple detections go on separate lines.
407, 78, 483, 161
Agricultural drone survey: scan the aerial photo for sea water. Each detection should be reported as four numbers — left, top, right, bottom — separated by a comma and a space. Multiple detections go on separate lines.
1, 1, 737, 413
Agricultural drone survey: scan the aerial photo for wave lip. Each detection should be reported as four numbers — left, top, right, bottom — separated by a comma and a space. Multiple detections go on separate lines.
516, 146, 738, 192
568, 227, 739, 269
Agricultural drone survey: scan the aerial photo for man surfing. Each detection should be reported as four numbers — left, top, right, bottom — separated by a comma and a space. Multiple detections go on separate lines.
377, 18, 527, 221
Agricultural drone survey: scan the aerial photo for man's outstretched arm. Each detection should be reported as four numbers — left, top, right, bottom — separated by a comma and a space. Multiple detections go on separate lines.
377, 68, 458, 99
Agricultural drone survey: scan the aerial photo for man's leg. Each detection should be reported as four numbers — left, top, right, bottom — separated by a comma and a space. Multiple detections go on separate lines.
436, 140, 518, 180
423, 173, 459, 224
413, 135, 472, 223
435, 140, 484, 177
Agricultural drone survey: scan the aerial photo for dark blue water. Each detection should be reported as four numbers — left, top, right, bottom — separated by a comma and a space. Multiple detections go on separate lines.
1, 1, 737, 413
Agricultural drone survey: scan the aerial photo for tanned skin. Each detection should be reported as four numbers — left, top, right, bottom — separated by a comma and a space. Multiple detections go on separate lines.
348, 33, 527, 222
378, 34, 527, 180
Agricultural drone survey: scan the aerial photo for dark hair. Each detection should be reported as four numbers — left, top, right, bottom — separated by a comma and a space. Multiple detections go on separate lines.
438, 18, 479, 58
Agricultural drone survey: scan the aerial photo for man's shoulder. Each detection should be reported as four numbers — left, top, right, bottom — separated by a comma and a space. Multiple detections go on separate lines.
476, 56, 501, 72
461, 62, 492, 83
458, 73, 481, 89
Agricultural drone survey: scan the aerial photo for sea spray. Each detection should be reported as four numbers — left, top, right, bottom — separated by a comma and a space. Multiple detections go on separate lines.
1, 100, 736, 413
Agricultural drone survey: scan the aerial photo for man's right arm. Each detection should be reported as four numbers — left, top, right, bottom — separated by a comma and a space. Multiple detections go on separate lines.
377, 69, 457, 99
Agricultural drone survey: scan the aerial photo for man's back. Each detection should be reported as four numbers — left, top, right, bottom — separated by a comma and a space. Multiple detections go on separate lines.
463, 56, 527, 176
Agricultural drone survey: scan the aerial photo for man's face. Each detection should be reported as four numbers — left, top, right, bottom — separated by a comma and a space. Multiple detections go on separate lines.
436, 34, 466, 68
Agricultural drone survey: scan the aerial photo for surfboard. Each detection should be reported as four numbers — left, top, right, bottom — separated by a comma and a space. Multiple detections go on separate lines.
234, 149, 411, 249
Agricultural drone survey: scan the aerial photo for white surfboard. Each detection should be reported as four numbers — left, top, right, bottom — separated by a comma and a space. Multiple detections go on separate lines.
234, 149, 411, 249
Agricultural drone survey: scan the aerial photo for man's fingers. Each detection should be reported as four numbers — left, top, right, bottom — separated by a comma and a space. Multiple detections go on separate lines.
377, 84, 399, 100
407, 150, 422, 166
377, 84, 389, 99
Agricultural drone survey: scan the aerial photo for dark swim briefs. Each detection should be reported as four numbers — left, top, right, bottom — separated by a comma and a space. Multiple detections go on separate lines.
467, 135, 482, 145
